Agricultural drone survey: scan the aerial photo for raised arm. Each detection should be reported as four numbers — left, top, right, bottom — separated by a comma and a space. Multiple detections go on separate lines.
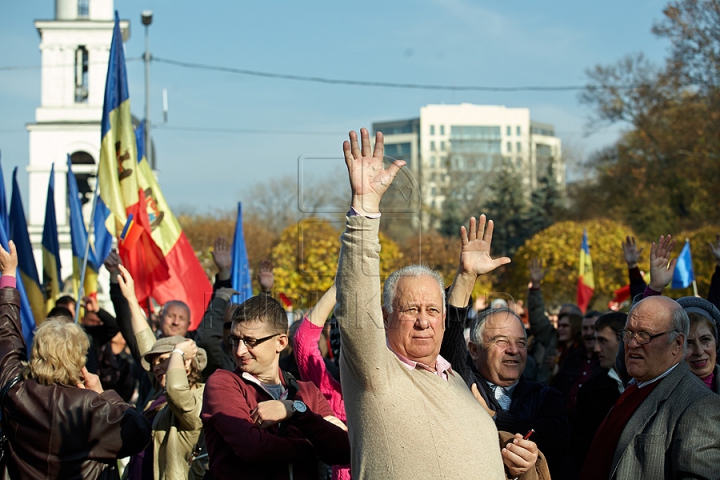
212, 237, 232, 290
0, 241, 25, 385
294, 284, 344, 416
195, 287, 236, 376
105, 250, 142, 364
116, 264, 155, 356
526, 259, 554, 346
335, 128, 405, 391
442, 216, 510, 384
646, 235, 677, 296
623, 235, 647, 300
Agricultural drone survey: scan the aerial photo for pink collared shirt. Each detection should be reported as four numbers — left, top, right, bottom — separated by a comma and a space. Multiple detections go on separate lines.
389, 345, 453, 381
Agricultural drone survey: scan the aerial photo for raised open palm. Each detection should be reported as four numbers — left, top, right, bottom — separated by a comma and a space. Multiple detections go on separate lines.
343, 128, 405, 215
458, 215, 511, 276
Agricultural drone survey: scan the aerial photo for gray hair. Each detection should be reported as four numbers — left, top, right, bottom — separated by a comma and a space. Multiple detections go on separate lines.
160, 300, 191, 320
382, 265, 445, 314
469, 307, 526, 346
669, 305, 690, 352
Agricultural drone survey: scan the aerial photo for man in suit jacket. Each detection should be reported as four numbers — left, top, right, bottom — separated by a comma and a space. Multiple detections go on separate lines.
580, 295, 720, 479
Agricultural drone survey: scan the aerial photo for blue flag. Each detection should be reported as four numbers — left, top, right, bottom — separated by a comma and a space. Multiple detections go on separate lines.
0, 153, 8, 232
231, 202, 253, 303
672, 240, 695, 289
9, 168, 45, 324
41, 164, 62, 310
0, 161, 35, 346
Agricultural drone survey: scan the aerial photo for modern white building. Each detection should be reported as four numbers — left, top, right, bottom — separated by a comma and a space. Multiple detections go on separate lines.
26, 0, 129, 298
373, 104, 564, 221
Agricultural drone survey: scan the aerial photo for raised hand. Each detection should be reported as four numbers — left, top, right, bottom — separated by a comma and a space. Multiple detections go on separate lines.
258, 259, 274, 293
502, 433, 539, 478
458, 215, 511, 276
709, 234, 720, 267
0, 241, 18, 278
82, 296, 99, 313
344, 128, 405, 216
103, 250, 122, 283
212, 237, 232, 281
117, 264, 137, 302
528, 258, 544, 288
648, 235, 677, 292
622, 235, 644, 268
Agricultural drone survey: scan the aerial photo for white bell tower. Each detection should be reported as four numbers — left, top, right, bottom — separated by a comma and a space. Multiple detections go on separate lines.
27, 0, 129, 285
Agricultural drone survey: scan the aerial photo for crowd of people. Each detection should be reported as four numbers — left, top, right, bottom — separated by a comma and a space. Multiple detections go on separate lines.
0, 128, 720, 479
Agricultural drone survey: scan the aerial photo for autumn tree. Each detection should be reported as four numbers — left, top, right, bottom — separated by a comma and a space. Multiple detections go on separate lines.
574, 1, 720, 237
270, 218, 404, 310
502, 219, 636, 310
178, 210, 279, 291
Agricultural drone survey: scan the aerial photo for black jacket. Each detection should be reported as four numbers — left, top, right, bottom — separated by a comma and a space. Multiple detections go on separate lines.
440, 304, 570, 477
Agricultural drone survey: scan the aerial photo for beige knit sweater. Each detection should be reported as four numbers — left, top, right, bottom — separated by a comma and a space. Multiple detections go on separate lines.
336, 216, 506, 480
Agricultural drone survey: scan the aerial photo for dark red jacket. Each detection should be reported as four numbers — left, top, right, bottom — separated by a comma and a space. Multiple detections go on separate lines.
0, 287, 151, 480
201, 367, 350, 480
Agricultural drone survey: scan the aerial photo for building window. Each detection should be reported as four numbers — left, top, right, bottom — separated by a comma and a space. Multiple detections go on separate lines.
384, 142, 412, 162
431, 172, 437, 181
78, 0, 89, 17
507, 126, 512, 136
431, 187, 437, 196
516, 142, 522, 152
431, 199, 436, 209
507, 142, 512, 153
75, 46, 89, 103
516, 157, 523, 168
430, 141, 436, 151
430, 125, 435, 135
440, 125, 445, 135
430, 156, 436, 168
440, 141, 445, 151
516, 126, 521, 136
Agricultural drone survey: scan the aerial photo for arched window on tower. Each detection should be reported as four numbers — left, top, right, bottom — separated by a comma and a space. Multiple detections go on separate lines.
75, 46, 89, 103
70, 151, 95, 206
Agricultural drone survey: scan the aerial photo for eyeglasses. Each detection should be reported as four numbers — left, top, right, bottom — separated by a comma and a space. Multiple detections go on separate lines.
226, 333, 281, 348
618, 329, 678, 345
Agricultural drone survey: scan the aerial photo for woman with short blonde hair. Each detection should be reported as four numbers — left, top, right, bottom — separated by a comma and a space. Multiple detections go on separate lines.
24, 320, 90, 386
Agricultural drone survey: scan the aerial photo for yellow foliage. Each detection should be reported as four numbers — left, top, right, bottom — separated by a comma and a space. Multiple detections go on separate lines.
503, 219, 636, 310
271, 218, 405, 310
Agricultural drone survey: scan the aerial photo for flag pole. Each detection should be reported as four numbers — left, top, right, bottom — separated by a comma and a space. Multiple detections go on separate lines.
73, 166, 101, 324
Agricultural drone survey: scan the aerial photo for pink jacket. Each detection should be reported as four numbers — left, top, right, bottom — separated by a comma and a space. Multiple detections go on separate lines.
294, 318, 351, 480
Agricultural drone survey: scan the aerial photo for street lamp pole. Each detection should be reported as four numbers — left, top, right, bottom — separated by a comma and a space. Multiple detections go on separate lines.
141, 10, 153, 169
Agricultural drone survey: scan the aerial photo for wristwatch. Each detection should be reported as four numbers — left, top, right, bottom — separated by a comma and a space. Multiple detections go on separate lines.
291, 400, 307, 419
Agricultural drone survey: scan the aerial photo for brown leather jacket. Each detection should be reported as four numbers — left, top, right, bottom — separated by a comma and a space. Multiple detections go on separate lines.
0, 287, 151, 479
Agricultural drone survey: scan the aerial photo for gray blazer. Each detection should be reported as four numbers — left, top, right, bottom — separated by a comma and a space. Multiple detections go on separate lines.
610, 361, 720, 479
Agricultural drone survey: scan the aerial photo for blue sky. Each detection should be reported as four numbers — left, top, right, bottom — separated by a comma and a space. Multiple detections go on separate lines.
1, 0, 670, 213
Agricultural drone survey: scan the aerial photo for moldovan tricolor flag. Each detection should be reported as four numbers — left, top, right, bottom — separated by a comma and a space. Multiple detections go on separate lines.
576, 229, 595, 313
135, 122, 212, 330
41, 164, 62, 312
97, 12, 168, 306
9, 168, 45, 324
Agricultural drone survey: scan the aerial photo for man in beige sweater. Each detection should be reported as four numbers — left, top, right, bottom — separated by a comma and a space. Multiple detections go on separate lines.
336, 128, 534, 479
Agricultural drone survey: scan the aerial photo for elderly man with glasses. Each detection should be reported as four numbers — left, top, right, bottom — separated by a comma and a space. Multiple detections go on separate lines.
580, 295, 720, 480
201, 295, 350, 480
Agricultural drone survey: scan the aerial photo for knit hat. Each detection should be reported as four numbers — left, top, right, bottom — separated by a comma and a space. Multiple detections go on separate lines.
142, 335, 207, 372
676, 296, 720, 345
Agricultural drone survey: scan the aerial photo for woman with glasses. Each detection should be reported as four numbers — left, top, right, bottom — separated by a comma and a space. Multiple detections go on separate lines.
116, 265, 207, 480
